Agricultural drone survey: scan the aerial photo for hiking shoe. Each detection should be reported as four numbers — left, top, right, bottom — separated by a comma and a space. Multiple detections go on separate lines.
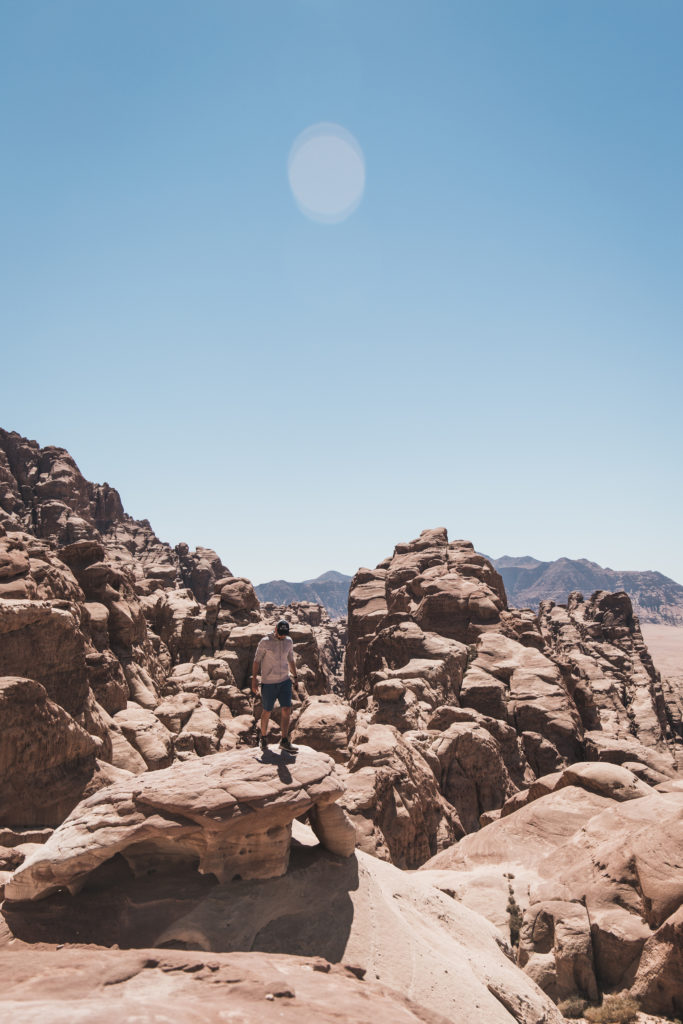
280, 736, 296, 752
260, 734, 268, 750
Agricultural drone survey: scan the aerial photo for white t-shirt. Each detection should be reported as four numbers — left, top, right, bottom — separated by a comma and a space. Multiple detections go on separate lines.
254, 634, 295, 685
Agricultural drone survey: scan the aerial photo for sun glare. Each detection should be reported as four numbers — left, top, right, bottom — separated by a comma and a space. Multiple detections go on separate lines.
288, 123, 365, 224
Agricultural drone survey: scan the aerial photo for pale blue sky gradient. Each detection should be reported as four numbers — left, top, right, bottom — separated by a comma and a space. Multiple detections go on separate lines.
1, 1, 682, 584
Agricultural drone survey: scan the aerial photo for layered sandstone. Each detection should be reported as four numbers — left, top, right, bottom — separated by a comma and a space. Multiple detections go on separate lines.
422, 769, 683, 1018
0, 431, 345, 817
342, 527, 680, 865
6, 747, 354, 901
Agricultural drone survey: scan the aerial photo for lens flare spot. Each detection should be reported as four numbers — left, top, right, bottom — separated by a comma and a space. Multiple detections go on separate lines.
288, 123, 365, 224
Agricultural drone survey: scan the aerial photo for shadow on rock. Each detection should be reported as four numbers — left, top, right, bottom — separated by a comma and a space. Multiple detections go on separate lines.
2, 844, 359, 964
156, 842, 360, 962
1, 854, 219, 948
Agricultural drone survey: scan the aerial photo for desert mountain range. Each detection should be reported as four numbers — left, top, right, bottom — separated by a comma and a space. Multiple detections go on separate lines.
1, 426, 682, 1023
257, 557, 683, 627
490, 555, 683, 626
255, 570, 351, 619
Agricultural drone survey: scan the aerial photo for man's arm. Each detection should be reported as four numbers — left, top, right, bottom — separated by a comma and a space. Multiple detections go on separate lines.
251, 652, 261, 694
287, 642, 298, 690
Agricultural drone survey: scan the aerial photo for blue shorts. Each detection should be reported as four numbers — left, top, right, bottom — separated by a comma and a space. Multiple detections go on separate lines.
261, 678, 293, 712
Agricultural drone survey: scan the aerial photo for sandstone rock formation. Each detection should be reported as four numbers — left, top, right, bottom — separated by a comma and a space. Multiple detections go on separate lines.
338, 723, 463, 867
6, 747, 354, 901
539, 589, 681, 769
421, 767, 683, 1018
2, 821, 565, 1024
0, 676, 97, 827
341, 528, 680, 864
0, 430, 345, 822
1, 430, 680, 1022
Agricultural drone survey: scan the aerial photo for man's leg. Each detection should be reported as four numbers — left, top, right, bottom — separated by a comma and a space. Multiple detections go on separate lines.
280, 705, 291, 739
260, 709, 271, 738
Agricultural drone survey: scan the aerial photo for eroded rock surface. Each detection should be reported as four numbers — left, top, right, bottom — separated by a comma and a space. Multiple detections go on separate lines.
421, 773, 683, 1018
1, 825, 564, 1024
539, 590, 679, 768
0, 677, 97, 827
341, 528, 680, 862
6, 747, 354, 901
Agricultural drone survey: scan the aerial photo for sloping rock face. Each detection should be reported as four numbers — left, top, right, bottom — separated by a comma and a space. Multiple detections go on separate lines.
0, 677, 97, 827
341, 527, 680, 863
421, 770, 683, 1018
6, 747, 354, 901
0, 948, 456, 1024
1, 823, 564, 1024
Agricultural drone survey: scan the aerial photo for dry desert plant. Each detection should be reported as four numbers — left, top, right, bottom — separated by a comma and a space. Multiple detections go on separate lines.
557, 994, 588, 1018
583, 993, 639, 1023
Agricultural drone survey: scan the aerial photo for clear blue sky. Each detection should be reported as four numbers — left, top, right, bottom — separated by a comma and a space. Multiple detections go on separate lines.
2, 1, 682, 584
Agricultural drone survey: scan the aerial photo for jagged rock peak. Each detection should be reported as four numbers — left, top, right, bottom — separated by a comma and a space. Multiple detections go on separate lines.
0, 427, 238, 605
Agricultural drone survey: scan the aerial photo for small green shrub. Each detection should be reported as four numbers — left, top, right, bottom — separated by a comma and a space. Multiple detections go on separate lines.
504, 873, 523, 947
558, 995, 588, 1018
584, 993, 639, 1023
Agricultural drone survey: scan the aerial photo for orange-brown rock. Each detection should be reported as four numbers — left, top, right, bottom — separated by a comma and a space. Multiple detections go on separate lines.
6, 747, 354, 901
339, 724, 462, 866
0, 947, 456, 1024
422, 776, 683, 1017
0, 677, 97, 827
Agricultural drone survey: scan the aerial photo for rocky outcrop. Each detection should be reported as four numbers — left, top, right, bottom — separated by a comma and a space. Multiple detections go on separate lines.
0, 432, 347, 820
539, 590, 680, 770
292, 694, 356, 762
0, 429, 239, 606
422, 770, 683, 1018
341, 529, 681, 864
338, 724, 463, 867
6, 747, 355, 901
0, 677, 98, 827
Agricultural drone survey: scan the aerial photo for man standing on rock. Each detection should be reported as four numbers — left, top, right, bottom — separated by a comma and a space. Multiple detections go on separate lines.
251, 619, 299, 752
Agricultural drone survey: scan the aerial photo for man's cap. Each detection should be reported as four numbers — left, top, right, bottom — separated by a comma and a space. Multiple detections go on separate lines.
276, 619, 290, 636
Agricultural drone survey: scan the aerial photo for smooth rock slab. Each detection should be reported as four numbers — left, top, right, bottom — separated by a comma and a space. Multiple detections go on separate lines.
6, 746, 354, 901
0, 948, 454, 1024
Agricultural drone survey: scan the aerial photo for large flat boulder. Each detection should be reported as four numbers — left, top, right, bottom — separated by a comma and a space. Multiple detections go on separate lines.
5, 747, 355, 901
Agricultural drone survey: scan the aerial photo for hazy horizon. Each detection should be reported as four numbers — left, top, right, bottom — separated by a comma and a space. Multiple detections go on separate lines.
2, 2, 681, 585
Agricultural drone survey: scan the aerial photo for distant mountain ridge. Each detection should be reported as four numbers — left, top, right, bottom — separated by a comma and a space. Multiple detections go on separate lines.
259, 558, 683, 627
255, 570, 352, 619
488, 554, 683, 626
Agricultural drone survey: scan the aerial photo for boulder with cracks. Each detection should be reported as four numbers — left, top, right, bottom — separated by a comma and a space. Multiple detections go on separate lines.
6, 747, 355, 901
